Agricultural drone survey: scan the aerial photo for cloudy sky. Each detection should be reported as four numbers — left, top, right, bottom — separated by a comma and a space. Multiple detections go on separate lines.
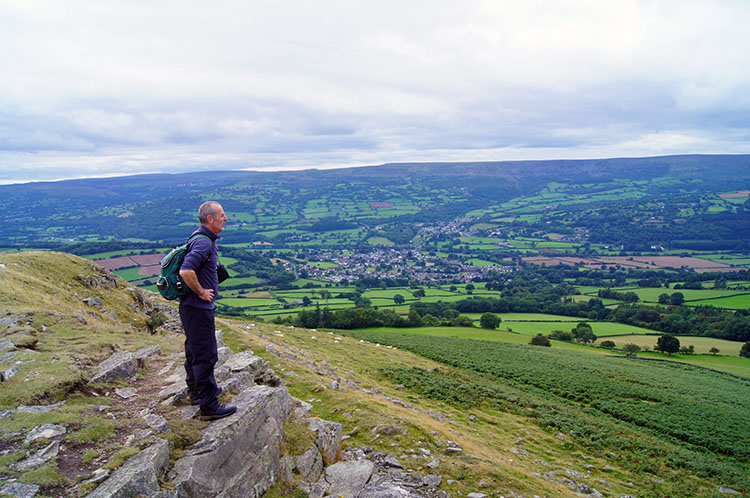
2, 0, 750, 184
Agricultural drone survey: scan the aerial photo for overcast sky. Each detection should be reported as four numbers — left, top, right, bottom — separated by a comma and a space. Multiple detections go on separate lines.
2, 0, 750, 184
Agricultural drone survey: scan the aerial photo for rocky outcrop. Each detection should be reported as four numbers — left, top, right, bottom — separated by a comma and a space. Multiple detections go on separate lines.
171, 385, 291, 498
88, 350, 137, 384
85, 438, 170, 498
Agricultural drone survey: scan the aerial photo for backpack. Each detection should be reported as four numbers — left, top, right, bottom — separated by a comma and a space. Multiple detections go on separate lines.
156, 234, 211, 300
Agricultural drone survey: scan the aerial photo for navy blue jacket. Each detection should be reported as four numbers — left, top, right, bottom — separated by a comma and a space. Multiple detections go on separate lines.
179, 225, 219, 309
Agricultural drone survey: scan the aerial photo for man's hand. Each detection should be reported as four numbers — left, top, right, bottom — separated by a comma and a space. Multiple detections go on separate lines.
179, 269, 214, 302
197, 288, 215, 302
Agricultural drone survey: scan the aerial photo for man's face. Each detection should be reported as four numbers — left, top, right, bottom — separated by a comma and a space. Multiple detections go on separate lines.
206, 205, 228, 235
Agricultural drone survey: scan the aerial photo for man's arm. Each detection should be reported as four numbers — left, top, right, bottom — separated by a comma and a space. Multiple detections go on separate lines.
180, 269, 215, 302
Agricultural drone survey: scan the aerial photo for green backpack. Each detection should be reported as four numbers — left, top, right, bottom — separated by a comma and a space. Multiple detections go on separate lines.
156, 234, 211, 300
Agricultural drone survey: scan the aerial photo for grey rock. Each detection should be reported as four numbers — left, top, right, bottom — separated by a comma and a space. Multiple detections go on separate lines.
324, 459, 375, 498
444, 447, 463, 454
296, 446, 324, 482
2, 365, 19, 381
11, 441, 60, 470
115, 387, 137, 399
0, 482, 41, 498
427, 458, 440, 469
171, 385, 292, 498
89, 351, 136, 384
79, 468, 111, 486
467, 493, 488, 498
143, 413, 170, 433
292, 397, 313, 418
383, 454, 404, 469
222, 350, 265, 377
306, 416, 343, 465
720, 487, 741, 494
359, 481, 413, 497
83, 297, 104, 309
0, 350, 19, 364
510, 446, 529, 456
559, 477, 577, 489
24, 424, 66, 444
133, 345, 160, 367
577, 483, 603, 497
16, 401, 65, 413
423, 474, 442, 488
566, 468, 585, 478
84, 438, 169, 498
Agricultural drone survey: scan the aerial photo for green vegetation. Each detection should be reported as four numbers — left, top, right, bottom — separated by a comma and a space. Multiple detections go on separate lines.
345, 330, 750, 494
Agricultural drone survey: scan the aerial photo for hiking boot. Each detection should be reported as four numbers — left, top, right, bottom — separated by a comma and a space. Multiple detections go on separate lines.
189, 386, 223, 405
199, 403, 237, 421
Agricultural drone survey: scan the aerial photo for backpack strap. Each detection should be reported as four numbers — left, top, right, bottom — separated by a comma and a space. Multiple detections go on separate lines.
186, 234, 213, 265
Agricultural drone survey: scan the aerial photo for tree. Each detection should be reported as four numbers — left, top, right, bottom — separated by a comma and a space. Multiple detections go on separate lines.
657, 334, 680, 355
670, 292, 685, 306
572, 322, 596, 344
622, 343, 641, 356
709, 347, 720, 355
529, 334, 551, 347
302, 296, 313, 306
658, 293, 670, 304
407, 309, 423, 327
413, 289, 426, 298
479, 312, 501, 330
393, 294, 405, 305
600, 340, 616, 349
741, 341, 750, 358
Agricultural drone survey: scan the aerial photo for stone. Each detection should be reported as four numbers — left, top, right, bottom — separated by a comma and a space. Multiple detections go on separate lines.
171, 385, 292, 498
15, 401, 65, 413
383, 454, 404, 469
83, 297, 104, 309
84, 438, 169, 498
720, 488, 741, 494
359, 481, 413, 497
296, 446, 324, 482
2, 365, 19, 381
323, 459, 375, 498
89, 351, 136, 384
423, 474, 442, 488
11, 441, 60, 471
115, 388, 137, 399
133, 345, 160, 368
24, 424, 66, 444
222, 350, 266, 378
143, 413, 170, 433
306, 416, 343, 465
0, 338, 15, 352
292, 397, 313, 418
0, 350, 19, 364
427, 458, 440, 469
467, 494, 488, 498
0, 482, 40, 498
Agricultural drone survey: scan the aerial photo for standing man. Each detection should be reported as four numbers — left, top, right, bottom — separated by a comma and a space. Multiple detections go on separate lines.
179, 201, 236, 421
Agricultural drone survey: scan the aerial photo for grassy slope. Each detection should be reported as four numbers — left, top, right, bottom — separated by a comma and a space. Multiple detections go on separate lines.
2, 252, 748, 497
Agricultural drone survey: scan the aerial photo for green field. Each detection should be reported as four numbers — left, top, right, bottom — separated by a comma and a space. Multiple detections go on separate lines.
344, 329, 750, 495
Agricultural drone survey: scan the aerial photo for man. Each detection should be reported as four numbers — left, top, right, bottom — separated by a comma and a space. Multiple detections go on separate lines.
179, 201, 236, 421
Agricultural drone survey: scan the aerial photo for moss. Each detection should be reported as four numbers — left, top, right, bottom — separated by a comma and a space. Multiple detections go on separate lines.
70, 417, 118, 444
81, 449, 101, 465
282, 419, 316, 457
21, 461, 72, 487
103, 447, 140, 470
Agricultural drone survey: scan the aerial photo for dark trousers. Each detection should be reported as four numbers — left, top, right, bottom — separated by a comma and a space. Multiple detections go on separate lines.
179, 304, 220, 412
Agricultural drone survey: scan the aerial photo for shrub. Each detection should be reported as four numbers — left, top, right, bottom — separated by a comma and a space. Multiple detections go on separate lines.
548, 330, 573, 342
529, 334, 551, 347
600, 340, 616, 349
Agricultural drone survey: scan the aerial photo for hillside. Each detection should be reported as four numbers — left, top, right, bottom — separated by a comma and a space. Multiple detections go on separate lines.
1, 252, 749, 497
